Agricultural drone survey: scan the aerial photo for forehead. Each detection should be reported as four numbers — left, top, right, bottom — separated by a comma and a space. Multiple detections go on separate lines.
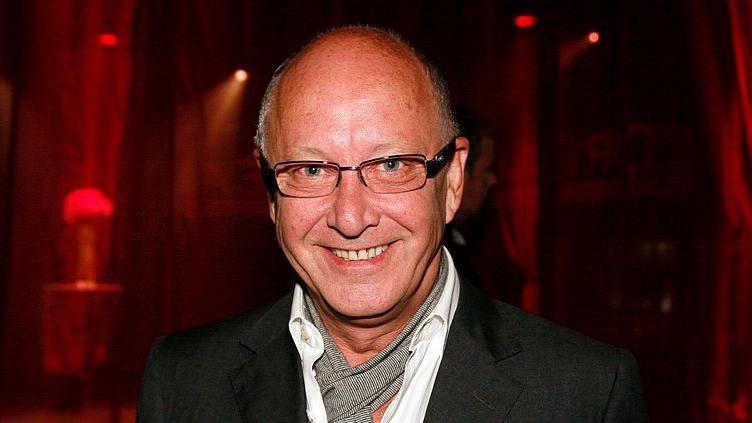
267, 36, 441, 160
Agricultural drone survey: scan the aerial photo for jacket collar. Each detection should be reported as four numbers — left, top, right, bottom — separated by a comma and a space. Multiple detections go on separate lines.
424, 278, 524, 422
228, 294, 307, 423
228, 277, 525, 422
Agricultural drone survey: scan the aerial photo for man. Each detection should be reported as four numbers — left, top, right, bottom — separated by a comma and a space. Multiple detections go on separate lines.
137, 26, 648, 422
451, 106, 498, 225
444, 107, 524, 304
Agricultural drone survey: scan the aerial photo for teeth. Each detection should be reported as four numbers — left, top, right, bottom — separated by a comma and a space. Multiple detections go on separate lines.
331, 244, 389, 261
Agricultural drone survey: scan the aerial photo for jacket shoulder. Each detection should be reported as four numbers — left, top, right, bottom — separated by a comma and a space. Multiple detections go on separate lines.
500, 300, 627, 360
489, 300, 647, 421
152, 297, 285, 362
137, 294, 294, 422
452, 281, 646, 420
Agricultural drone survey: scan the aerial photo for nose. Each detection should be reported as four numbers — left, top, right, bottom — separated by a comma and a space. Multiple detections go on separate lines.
326, 170, 379, 238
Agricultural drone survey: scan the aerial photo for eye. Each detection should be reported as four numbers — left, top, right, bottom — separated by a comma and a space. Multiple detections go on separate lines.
302, 166, 322, 177
381, 159, 401, 172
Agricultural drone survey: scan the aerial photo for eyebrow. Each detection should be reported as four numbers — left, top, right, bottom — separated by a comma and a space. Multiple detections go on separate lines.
292, 146, 326, 157
369, 142, 407, 156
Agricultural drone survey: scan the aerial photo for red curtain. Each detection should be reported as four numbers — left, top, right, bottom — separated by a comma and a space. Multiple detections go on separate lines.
2, 0, 135, 396
500, 32, 540, 313
2, 2, 744, 420
451, 18, 540, 310
692, 0, 752, 420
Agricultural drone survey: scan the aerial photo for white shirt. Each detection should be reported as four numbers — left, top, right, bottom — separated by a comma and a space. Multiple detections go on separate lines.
288, 247, 461, 423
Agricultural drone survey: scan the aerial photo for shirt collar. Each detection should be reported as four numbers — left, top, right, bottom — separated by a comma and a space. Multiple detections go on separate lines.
409, 246, 459, 350
289, 285, 323, 356
289, 283, 307, 326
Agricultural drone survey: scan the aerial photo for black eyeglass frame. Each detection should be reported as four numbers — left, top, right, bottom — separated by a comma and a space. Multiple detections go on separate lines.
259, 139, 457, 197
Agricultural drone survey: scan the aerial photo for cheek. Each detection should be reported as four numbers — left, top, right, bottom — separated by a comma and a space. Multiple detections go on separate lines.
381, 186, 445, 232
276, 199, 328, 245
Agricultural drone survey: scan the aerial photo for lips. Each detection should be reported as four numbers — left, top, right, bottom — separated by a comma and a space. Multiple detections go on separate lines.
330, 244, 389, 261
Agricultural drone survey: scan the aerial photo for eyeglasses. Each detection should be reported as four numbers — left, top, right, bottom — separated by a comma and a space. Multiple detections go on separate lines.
260, 139, 456, 198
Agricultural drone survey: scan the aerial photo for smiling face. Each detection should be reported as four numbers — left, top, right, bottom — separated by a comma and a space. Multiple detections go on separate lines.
263, 31, 467, 326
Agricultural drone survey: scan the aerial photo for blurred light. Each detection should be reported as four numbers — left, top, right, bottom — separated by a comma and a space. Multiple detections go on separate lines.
63, 188, 114, 223
98, 33, 119, 47
514, 15, 537, 29
234, 69, 248, 82
588, 31, 600, 43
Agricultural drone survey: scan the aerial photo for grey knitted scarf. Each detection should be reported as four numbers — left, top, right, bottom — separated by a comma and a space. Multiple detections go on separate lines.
303, 253, 448, 423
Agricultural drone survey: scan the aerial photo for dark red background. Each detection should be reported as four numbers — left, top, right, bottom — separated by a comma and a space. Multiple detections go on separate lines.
1, 1, 751, 422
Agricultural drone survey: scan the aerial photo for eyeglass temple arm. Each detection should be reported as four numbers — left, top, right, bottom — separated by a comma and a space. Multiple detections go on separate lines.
258, 153, 280, 196
426, 139, 457, 177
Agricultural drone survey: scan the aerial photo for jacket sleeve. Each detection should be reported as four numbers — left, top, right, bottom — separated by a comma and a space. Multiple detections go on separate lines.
136, 336, 168, 423
602, 350, 649, 422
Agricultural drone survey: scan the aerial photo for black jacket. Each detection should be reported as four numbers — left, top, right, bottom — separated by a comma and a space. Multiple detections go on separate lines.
137, 279, 648, 422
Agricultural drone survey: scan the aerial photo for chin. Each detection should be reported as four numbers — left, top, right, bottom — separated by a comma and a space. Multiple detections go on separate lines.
334, 305, 391, 322
326, 284, 402, 320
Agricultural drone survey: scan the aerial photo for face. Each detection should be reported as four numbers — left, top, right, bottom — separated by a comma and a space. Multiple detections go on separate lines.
264, 39, 467, 325
456, 135, 497, 222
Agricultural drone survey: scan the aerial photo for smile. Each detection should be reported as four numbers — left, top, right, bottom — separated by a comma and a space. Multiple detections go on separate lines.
330, 244, 389, 261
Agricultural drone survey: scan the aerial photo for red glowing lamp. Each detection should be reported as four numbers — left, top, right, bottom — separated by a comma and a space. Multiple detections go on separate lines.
63, 188, 114, 224
98, 33, 119, 47
588, 31, 600, 43
514, 15, 538, 29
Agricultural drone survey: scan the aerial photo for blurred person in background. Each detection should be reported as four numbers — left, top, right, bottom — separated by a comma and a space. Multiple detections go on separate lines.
444, 106, 524, 305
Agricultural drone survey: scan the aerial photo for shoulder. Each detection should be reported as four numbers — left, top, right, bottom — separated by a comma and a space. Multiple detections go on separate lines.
452, 281, 646, 419
137, 294, 294, 421
495, 299, 636, 374
498, 302, 647, 420
145, 293, 292, 374
456, 278, 632, 369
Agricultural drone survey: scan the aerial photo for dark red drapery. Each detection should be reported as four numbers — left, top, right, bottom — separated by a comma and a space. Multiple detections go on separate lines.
692, 0, 752, 420
0, 2, 749, 421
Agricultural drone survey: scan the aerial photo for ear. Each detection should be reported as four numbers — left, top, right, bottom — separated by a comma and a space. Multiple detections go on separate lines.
254, 148, 278, 224
268, 194, 278, 224
444, 137, 469, 223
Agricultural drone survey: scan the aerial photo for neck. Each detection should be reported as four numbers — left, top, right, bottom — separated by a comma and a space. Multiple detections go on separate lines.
326, 320, 407, 366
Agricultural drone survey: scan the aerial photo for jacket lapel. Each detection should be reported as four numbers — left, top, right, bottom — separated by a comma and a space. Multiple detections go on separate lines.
228, 297, 307, 423
425, 279, 524, 422
227, 279, 525, 422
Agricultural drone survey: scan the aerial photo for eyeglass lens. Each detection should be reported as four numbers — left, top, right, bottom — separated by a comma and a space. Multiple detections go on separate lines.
276, 156, 428, 197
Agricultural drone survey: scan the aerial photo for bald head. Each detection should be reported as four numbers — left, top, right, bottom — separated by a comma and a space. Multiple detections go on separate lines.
254, 26, 456, 157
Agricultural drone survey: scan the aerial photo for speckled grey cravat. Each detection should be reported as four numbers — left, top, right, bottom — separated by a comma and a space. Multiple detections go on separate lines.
303, 252, 448, 423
